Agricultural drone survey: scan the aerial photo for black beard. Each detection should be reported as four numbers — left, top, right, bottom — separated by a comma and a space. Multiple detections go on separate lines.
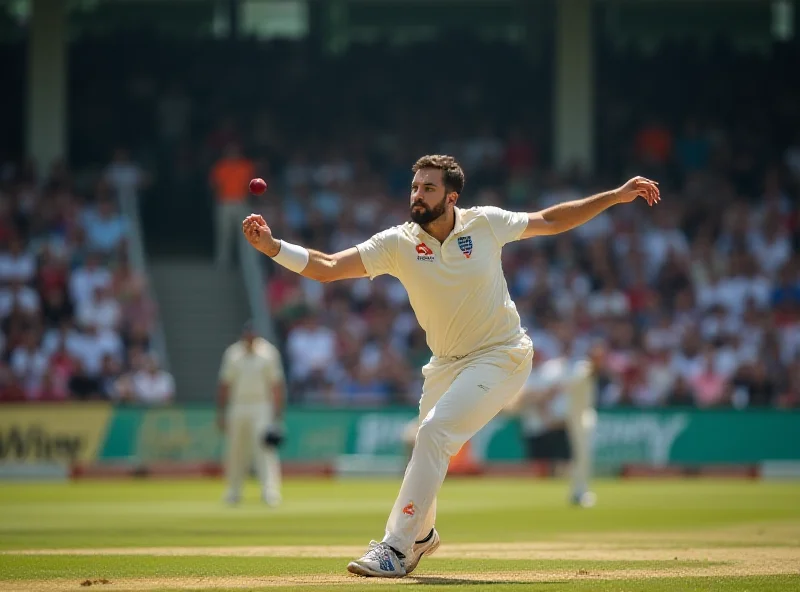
410, 196, 447, 225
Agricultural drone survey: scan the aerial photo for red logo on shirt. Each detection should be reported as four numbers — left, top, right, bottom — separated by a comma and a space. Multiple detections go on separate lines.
415, 242, 435, 262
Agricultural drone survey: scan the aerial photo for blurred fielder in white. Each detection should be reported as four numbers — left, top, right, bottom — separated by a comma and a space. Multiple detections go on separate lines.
217, 321, 286, 506
242, 154, 659, 577
510, 341, 598, 508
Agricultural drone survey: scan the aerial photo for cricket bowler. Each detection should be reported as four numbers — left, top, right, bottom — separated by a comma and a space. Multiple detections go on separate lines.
242, 154, 659, 577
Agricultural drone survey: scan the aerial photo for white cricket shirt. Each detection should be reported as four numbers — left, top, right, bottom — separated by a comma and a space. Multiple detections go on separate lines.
356, 206, 529, 359
219, 338, 285, 405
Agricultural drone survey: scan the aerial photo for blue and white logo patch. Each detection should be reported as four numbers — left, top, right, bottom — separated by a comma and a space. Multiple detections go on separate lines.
457, 235, 473, 259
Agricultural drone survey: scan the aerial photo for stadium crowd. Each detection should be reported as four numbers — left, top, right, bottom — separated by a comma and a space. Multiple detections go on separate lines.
245, 40, 800, 410
0, 156, 172, 404
3, 31, 799, 410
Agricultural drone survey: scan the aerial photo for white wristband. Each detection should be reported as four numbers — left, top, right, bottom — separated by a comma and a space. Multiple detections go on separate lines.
272, 240, 310, 273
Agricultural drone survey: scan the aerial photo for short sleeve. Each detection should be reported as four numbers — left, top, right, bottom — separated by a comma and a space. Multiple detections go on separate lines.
355, 228, 399, 279
480, 206, 529, 246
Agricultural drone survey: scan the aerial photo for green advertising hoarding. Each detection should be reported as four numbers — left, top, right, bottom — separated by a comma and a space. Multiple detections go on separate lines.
98, 406, 800, 469
595, 410, 800, 466
100, 407, 419, 463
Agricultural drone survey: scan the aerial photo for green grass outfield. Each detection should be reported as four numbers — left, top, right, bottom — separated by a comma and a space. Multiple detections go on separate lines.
0, 477, 799, 591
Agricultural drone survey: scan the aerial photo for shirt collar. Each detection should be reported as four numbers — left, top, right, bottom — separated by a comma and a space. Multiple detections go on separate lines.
453, 206, 465, 234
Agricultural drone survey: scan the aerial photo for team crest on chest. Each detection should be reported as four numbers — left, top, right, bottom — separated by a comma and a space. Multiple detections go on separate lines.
457, 235, 473, 259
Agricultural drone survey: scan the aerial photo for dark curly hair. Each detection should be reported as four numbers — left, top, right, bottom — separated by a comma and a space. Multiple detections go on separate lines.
412, 154, 465, 196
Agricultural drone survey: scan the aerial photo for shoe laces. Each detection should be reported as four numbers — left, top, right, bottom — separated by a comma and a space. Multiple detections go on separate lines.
364, 542, 394, 561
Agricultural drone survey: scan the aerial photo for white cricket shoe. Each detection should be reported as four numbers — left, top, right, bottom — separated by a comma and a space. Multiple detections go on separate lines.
346, 542, 407, 578
223, 492, 241, 506
262, 492, 282, 507
570, 491, 597, 508
404, 528, 441, 575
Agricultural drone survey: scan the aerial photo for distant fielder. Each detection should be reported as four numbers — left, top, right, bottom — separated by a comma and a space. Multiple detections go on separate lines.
242, 155, 659, 577
510, 345, 597, 507
218, 321, 286, 506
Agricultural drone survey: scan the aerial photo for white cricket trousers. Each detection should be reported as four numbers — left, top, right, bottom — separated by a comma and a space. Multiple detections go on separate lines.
224, 403, 281, 500
566, 369, 596, 497
383, 335, 533, 557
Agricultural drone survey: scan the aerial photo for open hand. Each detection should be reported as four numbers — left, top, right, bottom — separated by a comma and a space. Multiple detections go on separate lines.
616, 176, 660, 206
242, 213, 280, 256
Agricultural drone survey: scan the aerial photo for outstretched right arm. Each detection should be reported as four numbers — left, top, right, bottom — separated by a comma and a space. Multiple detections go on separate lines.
242, 214, 368, 283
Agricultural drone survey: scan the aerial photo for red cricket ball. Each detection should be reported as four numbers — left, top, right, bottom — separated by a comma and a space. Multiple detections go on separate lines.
249, 178, 267, 195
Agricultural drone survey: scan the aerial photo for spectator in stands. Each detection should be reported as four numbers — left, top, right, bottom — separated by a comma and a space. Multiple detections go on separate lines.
116, 352, 174, 405
667, 376, 696, 407
98, 353, 123, 400
110, 253, 146, 302
69, 251, 112, 308
0, 236, 36, 284
587, 276, 630, 320
76, 284, 122, 333
10, 329, 48, 400
120, 282, 158, 338
732, 359, 778, 408
81, 196, 129, 254
123, 320, 152, 362
265, 266, 306, 331
643, 346, 675, 407
285, 311, 338, 401
771, 263, 800, 318
209, 142, 254, 268
780, 359, 800, 408
0, 278, 40, 320
48, 337, 79, 401
0, 360, 24, 402
689, 347, 730, 408
104, 148, 149, 203
73, 320, 124, 380
337, 365, 393, 406
42, 318, 81, 358
37, 246, 70, 302
750, 211, 792, 277
68, 359, 103, 400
